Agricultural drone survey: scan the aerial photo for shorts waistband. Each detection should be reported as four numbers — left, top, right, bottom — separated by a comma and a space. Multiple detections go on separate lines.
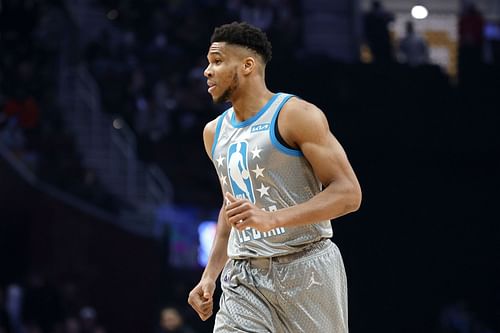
243, 239, 332, 268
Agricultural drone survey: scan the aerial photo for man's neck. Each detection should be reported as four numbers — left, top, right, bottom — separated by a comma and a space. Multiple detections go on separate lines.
231, 85, 274, 122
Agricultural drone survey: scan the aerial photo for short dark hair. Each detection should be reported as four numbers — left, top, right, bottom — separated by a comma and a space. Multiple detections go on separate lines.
210, 22, 272, 64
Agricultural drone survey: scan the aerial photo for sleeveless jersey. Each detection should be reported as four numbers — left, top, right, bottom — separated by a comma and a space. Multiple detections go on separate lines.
211, 93, 333, 258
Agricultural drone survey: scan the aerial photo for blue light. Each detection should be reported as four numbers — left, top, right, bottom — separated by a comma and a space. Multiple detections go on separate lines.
198, 221, 217, 267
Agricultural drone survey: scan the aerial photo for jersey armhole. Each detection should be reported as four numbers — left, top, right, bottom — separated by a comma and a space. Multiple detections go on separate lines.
211, 110, 228, 159
270, 95, 304, 157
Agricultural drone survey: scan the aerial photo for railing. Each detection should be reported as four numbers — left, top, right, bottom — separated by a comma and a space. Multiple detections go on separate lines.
57, 0, 173, 209
58, 65, 172, 208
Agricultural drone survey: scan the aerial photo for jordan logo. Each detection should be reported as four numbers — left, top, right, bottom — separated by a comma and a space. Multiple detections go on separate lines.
306, 272, 322, 290
227, 141, 255, 203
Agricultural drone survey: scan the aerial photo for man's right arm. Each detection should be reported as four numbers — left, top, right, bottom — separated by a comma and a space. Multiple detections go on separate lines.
188, 119, 231, 321
200, 118, 231, 280
188, 205, 230, 321
201, 207, 231, 281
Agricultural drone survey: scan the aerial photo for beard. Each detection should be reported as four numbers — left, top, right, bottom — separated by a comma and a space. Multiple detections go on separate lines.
214, 72, 239, 104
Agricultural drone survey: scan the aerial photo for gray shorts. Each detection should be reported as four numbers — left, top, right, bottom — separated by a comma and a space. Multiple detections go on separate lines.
214, 239, 348, 333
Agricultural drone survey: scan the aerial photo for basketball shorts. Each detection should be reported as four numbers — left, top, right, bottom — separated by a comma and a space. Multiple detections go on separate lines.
213, 239, 348, 333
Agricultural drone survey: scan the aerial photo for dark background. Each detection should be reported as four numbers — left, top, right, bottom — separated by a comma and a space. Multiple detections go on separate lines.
1, 0, 499, 332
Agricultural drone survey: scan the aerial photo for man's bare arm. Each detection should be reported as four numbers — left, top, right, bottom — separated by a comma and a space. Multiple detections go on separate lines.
225, 99, 361, 231
188, 119, 231, 321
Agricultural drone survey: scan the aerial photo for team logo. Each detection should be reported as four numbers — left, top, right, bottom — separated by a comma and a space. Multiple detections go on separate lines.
227, 141, 255, 203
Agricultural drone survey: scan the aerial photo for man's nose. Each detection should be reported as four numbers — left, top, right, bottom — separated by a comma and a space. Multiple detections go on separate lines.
204, 65, 212, 78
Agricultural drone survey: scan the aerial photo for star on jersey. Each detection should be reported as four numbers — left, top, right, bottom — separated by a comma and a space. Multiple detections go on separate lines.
252, 164, 265, 179
219, 174, 227, 186
250, 146, 262, 159
216, 154, 225, 167
256, 183, 270, 198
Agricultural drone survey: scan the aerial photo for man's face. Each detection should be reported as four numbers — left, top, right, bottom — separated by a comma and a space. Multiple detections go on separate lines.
160, 308, 182, 331
204, 42, 240, 103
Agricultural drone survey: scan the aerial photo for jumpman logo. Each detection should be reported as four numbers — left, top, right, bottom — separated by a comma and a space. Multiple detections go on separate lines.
306, 271, 322, 290
227, 141, 255, 203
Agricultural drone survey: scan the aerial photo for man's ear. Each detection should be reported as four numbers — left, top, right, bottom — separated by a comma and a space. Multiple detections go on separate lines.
242, 57, 255, 75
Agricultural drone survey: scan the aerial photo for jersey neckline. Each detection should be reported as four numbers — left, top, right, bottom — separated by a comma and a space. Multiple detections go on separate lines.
230, 93, 280, 128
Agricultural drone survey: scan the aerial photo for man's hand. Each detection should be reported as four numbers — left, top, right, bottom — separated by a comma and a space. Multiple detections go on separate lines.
188, 279, 216, 321
225, 192, 279, 232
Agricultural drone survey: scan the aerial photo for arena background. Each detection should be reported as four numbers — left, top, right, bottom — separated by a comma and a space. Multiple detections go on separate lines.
1, 0, 499, 332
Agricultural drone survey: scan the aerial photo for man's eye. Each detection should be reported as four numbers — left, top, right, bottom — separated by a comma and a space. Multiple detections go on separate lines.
215, 59, 222, 64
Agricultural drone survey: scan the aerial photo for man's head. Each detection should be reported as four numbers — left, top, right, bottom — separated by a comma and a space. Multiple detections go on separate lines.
204, 22, 272, 103
160, 307, 183, 332
371, 0, 381, 10
405, 21, 414, 34
210, 22, 272, 64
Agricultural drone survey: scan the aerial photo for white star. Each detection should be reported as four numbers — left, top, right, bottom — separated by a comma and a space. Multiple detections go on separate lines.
252, 164, 265, 179
256, 183, 270, 198
250, 146, 262, 159
216, 154, 225, 167
219, 174, 227, 186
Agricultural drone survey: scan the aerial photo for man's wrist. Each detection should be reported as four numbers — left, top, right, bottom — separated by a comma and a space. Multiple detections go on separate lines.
272, 209, 286, 229
201, 269, 220, 281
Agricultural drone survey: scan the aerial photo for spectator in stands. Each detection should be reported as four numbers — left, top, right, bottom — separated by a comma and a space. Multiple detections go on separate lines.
2, 91, 40, 152
61, 317, 80, 333
56, 281, 81, 321
398, 21, 429, 66
4, 284, 22, 333
22, 272, 61, 333
157, 307, 196, 333
22, 323, 42, 333
267, 0, 300, 56
79, 306, 97, 333
363, 0, 395, 64
77, 306, 107, 333
90, 325, 107, 333
458, 3, 485, 84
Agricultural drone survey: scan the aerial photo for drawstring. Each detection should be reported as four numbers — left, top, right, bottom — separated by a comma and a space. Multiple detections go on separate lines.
268, 257, 274, 288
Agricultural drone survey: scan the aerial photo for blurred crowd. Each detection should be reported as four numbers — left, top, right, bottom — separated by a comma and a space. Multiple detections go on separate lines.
0, 0, 124, 211
0, 273, 106, 333
1, 1, 498, 332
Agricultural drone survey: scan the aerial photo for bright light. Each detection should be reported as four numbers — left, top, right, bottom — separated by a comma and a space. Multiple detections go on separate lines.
411, 5, 428, 19
198, 221, 217, 267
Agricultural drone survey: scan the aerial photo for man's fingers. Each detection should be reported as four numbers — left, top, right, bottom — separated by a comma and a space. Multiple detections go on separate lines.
225, 192, 237, 203
188, 283, 215, 321
228, 211, 250, 226
197, 300, 213, 320
190, 298, 212, 316
226, 201, 251, 217
200, 309, 213, 321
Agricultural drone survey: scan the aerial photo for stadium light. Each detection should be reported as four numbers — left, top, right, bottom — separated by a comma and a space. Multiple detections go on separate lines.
411, 5, 428, 19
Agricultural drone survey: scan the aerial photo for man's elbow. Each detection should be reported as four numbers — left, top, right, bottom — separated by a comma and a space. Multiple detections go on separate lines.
346, 183, 362, 213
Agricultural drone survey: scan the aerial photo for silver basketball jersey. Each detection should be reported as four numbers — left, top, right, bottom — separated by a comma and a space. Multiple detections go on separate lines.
211, 93, 333, 258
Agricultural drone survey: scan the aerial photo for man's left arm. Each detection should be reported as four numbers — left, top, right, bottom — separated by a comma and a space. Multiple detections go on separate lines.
225, 99, 362, 231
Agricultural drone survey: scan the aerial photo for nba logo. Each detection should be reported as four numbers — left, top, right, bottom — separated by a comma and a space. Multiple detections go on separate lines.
227, 141, 255, 203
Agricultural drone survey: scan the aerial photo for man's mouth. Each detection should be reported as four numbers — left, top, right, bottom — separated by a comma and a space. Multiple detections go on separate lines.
207, 82, 216, 93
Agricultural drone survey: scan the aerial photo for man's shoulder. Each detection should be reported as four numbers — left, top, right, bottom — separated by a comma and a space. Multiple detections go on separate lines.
205, 117, 219, 131
281, 96, 321, 119
204, 108, 231, 138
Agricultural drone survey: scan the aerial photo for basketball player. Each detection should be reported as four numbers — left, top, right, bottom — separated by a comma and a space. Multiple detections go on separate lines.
188, 22, 362, 332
